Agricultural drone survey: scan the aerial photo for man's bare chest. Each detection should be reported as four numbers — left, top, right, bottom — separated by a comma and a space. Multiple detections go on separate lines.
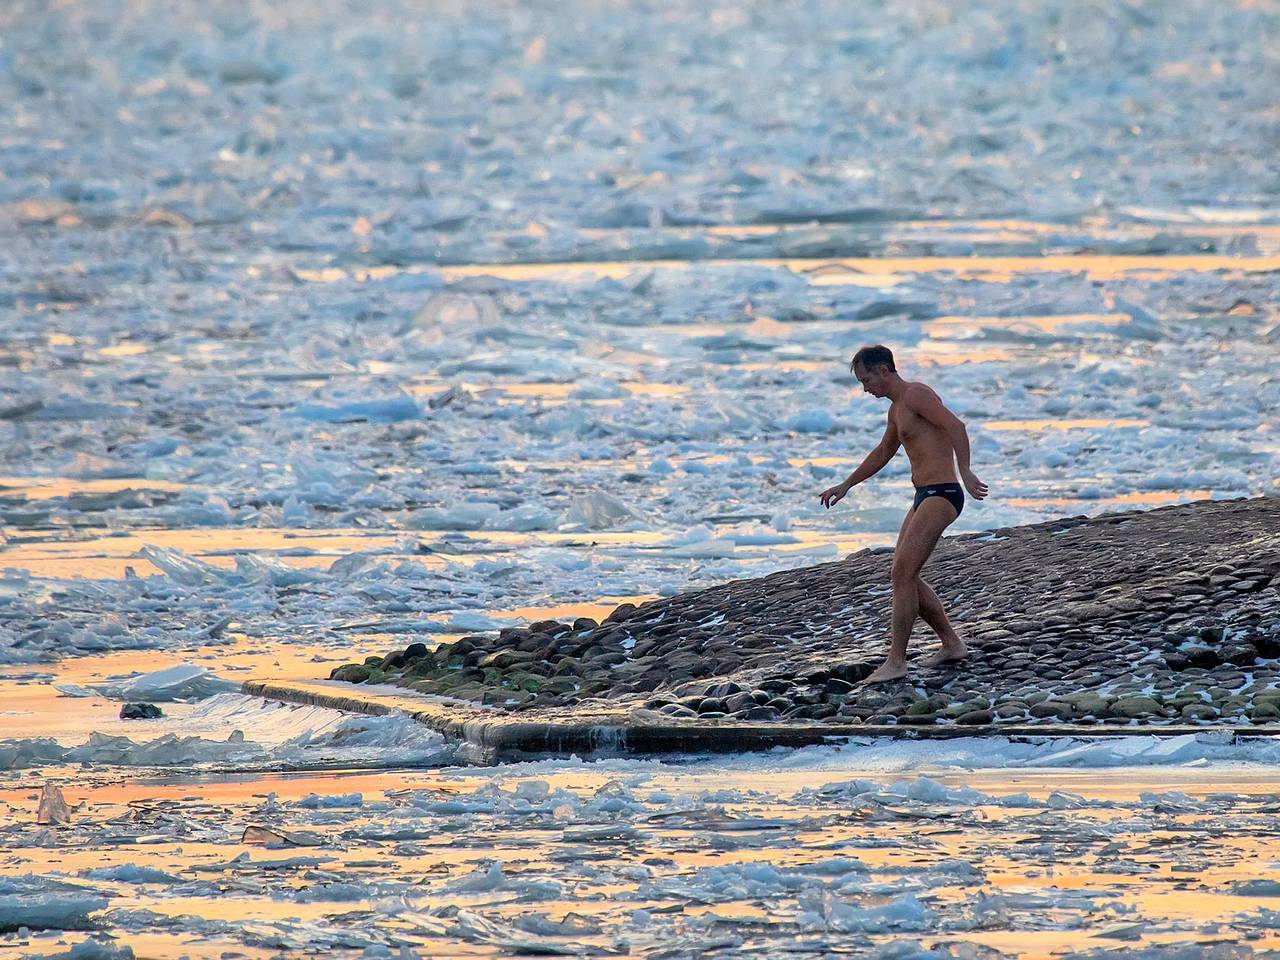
891, 404, 929, 442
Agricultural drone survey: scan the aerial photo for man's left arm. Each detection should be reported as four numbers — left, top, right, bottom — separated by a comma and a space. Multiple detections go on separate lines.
910, 388, 989, 500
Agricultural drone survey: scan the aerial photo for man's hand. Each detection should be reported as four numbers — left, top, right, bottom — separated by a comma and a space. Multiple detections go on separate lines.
820, 482, 850, 509
961, 469, 989, 501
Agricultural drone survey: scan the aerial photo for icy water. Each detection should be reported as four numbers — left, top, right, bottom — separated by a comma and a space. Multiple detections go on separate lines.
4, 0, 1280, 956
11, 665, 1280, 959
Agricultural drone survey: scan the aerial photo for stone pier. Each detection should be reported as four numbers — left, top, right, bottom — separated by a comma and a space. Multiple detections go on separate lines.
255, 497, 1280, 754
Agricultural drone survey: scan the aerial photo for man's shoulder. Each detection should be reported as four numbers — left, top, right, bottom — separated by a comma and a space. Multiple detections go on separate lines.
901, 381, 939, 406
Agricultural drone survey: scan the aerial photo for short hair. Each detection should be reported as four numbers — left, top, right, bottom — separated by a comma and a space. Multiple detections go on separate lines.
851, 344, 896, 374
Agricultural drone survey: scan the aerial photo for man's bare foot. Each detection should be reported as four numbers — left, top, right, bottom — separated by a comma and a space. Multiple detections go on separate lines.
920, 641, 968, 668
862, 659, 909, 684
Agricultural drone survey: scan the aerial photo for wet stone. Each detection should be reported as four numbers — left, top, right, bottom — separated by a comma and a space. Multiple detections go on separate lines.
1030, 701, 1076, 721
1061, 691, 1109, 715
1250, 703, 1280, 722
120, 702, 162, 720
831, 662, 875, 683
1213, 670, 1249, 687
590, 651, 628, 669
723, 691, 756, 712
662, 702, 700, 718
478, 650, 535, 669
899, 713, 937, 725
331, 663, 373, 683
1221, 646, 1259, 667
1109, 696, 1165, 719
1179, 703, 1217, 721
604, 602, 637, 622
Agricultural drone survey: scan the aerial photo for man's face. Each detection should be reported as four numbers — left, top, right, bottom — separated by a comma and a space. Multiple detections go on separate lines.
853, 361, 890, 398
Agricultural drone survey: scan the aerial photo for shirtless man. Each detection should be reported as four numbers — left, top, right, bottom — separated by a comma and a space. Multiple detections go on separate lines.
819, 345, 988, 683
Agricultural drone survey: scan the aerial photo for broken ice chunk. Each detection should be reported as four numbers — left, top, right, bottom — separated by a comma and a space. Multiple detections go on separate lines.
36, 783, 71, 825
293, 393, 421, 423
296, 792, 364, 809
242, 824, 325, 847
795, 891, 930, 933
0, 876, 108, 931
80, 663, 238, 702
37, 938, 133, 960
408, 502, 500, 531
83, 865, 182, 885
560, 491, 639, 530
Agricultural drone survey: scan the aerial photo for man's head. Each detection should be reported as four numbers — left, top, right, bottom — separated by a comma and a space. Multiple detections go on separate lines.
850, 344, 897, 398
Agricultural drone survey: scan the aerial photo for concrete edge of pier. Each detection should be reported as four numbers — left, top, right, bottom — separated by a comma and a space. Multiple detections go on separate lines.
243, 677, 1280, 763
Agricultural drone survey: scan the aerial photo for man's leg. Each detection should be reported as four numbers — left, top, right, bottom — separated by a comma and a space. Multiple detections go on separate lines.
918, 578, 967, 666
864, 497, 958, 684
895, 510, 962, 651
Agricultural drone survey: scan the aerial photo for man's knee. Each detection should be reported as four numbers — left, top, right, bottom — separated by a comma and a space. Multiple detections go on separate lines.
890, 561, 920, 588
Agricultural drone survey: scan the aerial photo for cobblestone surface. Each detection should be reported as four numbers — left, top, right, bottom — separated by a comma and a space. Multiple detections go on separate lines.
332, 498, 1280, 728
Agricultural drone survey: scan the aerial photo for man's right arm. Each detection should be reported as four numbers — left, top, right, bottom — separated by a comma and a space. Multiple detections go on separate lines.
843, 424, 899, 487
820, 419, 900, 508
